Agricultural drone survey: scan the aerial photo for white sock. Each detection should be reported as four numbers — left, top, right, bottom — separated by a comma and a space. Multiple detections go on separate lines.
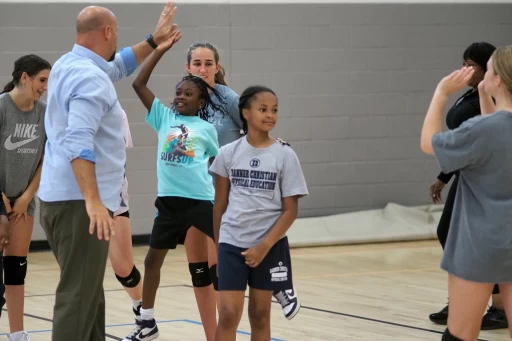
132, 299, 142, 310
140, 308, 154, 321
9, 331, 25, 341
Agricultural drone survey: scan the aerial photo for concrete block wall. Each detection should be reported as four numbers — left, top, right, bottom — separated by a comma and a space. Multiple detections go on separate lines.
0, 2, 510, 240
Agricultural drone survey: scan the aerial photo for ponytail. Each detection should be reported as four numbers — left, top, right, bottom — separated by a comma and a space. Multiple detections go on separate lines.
215, 65, 227, 86
241, 116, 248, 135
0, 80, 15, 95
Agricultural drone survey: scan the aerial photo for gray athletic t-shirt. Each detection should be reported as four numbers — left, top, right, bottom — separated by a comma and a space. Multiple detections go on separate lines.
432, 111, 512, 283
209, 136, 309, 248
209, 84, 243, 148
0, 93, 46, 206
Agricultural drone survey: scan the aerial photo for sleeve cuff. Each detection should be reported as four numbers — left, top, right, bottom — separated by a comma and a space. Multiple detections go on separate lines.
119, 47, 137, 76
431, 133, 450, 174
282, 190, 308, 198
72, 149, 96, 163
437, 172, 453, 184
210, 147, 219, 158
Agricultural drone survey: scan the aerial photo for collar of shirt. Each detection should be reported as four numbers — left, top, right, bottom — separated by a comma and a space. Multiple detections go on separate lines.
71, 44, 110, 73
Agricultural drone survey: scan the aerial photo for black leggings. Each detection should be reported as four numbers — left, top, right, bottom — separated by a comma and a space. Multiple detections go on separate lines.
437, 175, 500, 295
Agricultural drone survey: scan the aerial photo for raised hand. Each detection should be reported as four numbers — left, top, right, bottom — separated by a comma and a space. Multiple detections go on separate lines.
436, 66, 474, 97
477, 79, 496, 115
478, 80, 486, 93
152, 2, 179, 46
156, 25, 182, 53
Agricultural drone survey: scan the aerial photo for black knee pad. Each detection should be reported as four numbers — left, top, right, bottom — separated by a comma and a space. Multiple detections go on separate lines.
442, 328, 464, 341
115, 265, 141, 288
209, 264, 218, 291
3, 256, 27, 285
189, 262, 212, 287
493, 284, 500, 294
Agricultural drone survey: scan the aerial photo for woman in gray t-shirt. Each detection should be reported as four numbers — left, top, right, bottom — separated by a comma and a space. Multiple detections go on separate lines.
0, 54, 51, 341
420, 46, 512, 341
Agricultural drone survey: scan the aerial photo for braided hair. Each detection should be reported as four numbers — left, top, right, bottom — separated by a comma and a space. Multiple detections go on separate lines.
238, 85, 276, 134
172, 75, 227, 122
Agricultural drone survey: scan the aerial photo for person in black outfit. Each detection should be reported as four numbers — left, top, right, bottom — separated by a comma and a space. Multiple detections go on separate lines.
0, 189, 11, 319
428, 42, 507, 330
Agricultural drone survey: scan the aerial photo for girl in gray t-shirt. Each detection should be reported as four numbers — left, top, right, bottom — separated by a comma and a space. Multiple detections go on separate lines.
0, 54, 51, 341
186, 41, 303, 320
420, 46, 512, 341
210, 85, 308, 340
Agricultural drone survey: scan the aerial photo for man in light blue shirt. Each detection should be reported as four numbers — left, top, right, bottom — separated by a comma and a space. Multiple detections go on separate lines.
37, 4, 181, 341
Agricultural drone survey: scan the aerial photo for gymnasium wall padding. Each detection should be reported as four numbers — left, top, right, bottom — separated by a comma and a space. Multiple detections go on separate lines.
0, 1, 509, 245
287, 203, 443, 248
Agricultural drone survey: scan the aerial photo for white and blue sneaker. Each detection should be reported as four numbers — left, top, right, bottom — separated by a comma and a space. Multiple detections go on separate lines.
123, 318, 159, 341
273, 288, 301, 320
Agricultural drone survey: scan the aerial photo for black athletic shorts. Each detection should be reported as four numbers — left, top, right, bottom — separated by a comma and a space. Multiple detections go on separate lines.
149, 196, 213, 249
115, 210, 130, 218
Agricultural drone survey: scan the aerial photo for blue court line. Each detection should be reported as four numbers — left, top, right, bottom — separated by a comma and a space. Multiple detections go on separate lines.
0, 318, 285, 341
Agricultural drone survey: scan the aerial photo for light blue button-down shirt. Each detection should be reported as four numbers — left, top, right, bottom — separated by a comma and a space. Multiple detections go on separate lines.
38, 44, 137, 212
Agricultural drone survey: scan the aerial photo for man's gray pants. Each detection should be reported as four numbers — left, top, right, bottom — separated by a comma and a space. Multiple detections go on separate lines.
39, 200, 111, 341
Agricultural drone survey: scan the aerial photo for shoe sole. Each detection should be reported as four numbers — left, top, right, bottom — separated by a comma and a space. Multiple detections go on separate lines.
128, 331, 159, 341
144, 331, 160, 341
481, 323, 508, 330
285, 299, 301, 321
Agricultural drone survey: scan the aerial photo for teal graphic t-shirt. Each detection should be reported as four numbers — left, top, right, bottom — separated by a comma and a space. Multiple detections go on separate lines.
146, 98, 219, 200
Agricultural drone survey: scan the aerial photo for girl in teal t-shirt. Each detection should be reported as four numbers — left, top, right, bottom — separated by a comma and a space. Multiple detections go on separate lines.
125, 31, 226, 341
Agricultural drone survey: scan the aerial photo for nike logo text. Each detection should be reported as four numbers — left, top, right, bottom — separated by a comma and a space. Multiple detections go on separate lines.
4, 123, 40, 151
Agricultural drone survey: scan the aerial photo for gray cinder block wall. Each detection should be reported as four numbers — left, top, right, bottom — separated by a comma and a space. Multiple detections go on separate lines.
0, 2, 511, 240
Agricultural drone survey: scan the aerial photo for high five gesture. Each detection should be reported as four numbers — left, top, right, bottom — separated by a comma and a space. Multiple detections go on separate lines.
151, 2, 180, 46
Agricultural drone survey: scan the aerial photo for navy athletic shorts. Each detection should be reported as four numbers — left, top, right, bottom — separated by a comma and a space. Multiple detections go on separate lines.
218, 236, 293, 291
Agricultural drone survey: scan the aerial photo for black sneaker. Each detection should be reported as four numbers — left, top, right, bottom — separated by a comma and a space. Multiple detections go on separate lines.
481, 306, 508, 330
429, 305, 448, 325
123, 318, 159, 341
